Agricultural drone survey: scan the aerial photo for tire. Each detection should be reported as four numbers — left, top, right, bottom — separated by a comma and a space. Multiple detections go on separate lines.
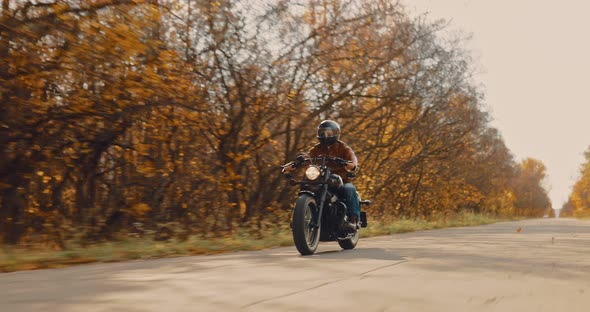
338, 229, 359, 250
292, 195, 320, 255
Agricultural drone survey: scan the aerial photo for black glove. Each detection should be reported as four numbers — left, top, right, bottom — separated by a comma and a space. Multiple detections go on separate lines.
295, 155, 306, 165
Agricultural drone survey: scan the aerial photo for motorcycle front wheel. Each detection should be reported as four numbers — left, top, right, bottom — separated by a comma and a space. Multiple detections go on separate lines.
292, 195, 320, 256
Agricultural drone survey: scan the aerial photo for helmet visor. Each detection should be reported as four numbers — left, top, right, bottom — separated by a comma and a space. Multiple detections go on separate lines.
318, 128, 336, 138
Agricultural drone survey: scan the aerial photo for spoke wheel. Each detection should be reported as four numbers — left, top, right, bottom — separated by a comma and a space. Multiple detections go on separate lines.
338, 228, 359, 250
292, 195, 320, 255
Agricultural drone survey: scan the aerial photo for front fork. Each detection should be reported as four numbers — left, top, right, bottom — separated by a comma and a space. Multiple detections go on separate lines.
309, 184, 328, 229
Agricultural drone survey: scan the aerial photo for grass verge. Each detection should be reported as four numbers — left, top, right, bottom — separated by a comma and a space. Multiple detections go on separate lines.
0, 212, 509, 273
362, 211, 507, 236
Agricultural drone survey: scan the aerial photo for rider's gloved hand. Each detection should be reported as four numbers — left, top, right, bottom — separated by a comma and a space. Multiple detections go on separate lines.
282, 155, 306, 173
295, 155, 306, 165
344, 162, 356, 172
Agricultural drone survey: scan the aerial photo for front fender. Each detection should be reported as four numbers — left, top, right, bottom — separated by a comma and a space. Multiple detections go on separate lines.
297, 190, 316, 199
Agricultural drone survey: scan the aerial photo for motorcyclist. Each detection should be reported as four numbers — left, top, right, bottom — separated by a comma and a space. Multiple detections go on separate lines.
284, 120, 360, 231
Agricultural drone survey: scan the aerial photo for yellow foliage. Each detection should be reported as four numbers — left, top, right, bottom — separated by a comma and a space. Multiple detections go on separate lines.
0, 0, 540, 245
125, 203, 151, 218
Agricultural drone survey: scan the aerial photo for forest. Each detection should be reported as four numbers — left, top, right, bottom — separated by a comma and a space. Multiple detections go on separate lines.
561, 147, 590, 217
0, 0, 553, 247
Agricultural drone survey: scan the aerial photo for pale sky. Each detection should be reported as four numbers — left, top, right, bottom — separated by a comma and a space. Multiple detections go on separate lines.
403, 0, 590, 209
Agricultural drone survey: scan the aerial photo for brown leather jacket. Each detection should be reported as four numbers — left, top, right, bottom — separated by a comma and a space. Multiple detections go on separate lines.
308, 141, 358, 183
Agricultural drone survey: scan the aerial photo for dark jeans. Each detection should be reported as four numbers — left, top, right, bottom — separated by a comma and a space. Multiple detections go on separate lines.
339, 183, 360, 219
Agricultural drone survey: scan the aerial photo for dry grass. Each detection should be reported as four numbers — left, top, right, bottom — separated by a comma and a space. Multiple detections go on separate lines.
362, 211, 508, 237
0, 212, 510, 272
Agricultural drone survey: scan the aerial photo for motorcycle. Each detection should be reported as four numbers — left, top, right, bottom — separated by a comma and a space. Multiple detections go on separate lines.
282, 155, 369, 256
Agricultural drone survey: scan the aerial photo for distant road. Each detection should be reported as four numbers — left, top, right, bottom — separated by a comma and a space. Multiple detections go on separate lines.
1, 219, 590, 312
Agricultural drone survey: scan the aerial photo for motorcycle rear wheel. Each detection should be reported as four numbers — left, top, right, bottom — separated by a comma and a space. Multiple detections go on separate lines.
338, 229, 359, 250
292, 195, 320, 256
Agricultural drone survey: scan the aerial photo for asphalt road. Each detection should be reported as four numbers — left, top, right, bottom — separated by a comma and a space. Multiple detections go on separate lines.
1, 218, 590, 312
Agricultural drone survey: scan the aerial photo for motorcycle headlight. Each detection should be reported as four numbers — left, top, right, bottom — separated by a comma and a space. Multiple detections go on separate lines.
305, 166, 321, 181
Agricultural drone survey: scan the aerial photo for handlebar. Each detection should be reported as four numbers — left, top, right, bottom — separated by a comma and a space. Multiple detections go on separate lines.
281, 155, 352, 168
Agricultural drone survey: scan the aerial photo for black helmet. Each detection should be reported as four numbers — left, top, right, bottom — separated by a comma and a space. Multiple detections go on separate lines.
317, 120, 340, 146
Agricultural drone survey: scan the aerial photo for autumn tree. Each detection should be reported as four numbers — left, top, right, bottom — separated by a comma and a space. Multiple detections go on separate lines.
565, 147, 590, 217
512, 158, 552, 216
0, 0, 552, 246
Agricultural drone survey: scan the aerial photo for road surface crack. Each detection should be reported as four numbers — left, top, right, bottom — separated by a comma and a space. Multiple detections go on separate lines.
241, 278, 347, 309
241, 260, 409, 309
360, 260, 409, 276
